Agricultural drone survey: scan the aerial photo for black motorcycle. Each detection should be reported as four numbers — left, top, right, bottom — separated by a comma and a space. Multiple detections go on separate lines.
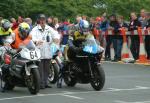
0, 41, 41, 94
63, 34, 105, 91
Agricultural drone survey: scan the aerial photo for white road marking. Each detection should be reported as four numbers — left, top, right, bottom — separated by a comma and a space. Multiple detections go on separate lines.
61, 91, 74, 94
107, 86, 150, 92
115, 100, 127, 103
115, 100, 150, 103
135, 86, 150, 89
0, 86, 150, 101
60, 94, 84, 100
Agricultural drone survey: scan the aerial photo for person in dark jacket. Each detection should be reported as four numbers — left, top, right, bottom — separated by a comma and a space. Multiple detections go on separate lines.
129, 12, 141, 60
145, 12, 150, 60
108, 14, 125, 62
104, 14, 115, 61
109, 14, 118, 61
100, 16, 109, 47
112, 15, 128, 61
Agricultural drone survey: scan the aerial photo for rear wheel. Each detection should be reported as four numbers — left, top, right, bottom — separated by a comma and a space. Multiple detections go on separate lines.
27, 68, 40, 95
90, 65, 105, 91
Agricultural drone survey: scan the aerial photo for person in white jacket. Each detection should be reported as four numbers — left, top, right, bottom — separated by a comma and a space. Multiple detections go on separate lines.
30, 14, 60, 89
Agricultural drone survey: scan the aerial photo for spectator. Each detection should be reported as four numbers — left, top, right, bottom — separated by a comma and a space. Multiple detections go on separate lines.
82, 15, 89, 29
146, 13, 150, 28
113, 15, 128, 61
129, 12, 141, 60
75, 15, 83, 29
61, 21, 70, 45
100, 16, 109, 47
24, 18, 33, 30
89, 17, 95, 31
17, 16, 23, 24
104, 14, 116, 61
47, 17, 54, 28
10, 16, 24, 30
138, 9, 147, 29
10, 18, 18, 30
90, 17, 99, 39
93, 17, 101, 40
31, 14, 60, 89
100, 16, 109, 32
109, 14, 122, 61
145, 12, 150, 60
138, 9, 150, 60
82, 15, 87, 20
53, 17, 59, 29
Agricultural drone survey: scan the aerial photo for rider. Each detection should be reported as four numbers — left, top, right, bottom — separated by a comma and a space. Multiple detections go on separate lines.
67, 16, 93, 60
11, 22, 32, 49
68, 16, 89, 48
0, 19, 13, 63
0, 19, 13, 46
67, 16, 104, 60
0, 22, 32, 64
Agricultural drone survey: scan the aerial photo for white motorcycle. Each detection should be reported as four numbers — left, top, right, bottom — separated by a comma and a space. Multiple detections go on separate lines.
0, 41, 41, 94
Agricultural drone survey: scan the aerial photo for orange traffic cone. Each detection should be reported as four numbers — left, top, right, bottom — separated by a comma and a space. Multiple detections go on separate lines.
136, 27, 148, 64
121, 28, 130, 59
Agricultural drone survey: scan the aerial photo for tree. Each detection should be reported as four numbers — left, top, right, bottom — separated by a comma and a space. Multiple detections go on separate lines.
92, 0, 150, 19
0, 0, 29, 18
0, 0, 150, 20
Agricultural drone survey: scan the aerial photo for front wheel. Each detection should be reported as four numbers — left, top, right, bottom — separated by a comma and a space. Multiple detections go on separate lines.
63, 64, 77, 87
90, 65, 105, 91
4, 82, 15, 90
48, 63, 59, 84
27, 68, 40, 95
64, 74, 77, 87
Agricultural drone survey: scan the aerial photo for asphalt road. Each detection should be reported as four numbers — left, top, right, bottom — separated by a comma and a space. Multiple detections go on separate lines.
0, 62, 150, 103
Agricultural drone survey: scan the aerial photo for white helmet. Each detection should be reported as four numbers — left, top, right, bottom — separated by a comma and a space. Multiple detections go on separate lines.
83, 20, 89, 28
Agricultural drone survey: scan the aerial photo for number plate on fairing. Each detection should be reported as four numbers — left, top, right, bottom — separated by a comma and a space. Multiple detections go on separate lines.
20, 48, 41, 60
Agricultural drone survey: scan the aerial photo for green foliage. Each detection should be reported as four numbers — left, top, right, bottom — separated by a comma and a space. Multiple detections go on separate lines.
0, 0, 29, 18
0, 0, 149, 20
93, 0, 150, 19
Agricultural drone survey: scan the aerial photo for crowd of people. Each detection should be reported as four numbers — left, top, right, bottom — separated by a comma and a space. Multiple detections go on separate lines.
0, 9, 150, 89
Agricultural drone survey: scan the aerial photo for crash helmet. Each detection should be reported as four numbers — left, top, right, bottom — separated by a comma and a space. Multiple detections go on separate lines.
18, 22, 30, 40
1, 19, 11, 31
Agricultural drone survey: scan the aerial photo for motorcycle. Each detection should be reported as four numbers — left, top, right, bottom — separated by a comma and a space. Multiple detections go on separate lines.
0, 41, 41, 94
48, 43, 64, 84
63, 34, 105, 91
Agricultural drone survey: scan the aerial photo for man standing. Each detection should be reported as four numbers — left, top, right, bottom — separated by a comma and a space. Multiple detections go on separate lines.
30, 14, 60, 89
138, 9, 150, 60
145, 12, 150, 60
138, 9, 147, 29
129, 12, 141, 60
